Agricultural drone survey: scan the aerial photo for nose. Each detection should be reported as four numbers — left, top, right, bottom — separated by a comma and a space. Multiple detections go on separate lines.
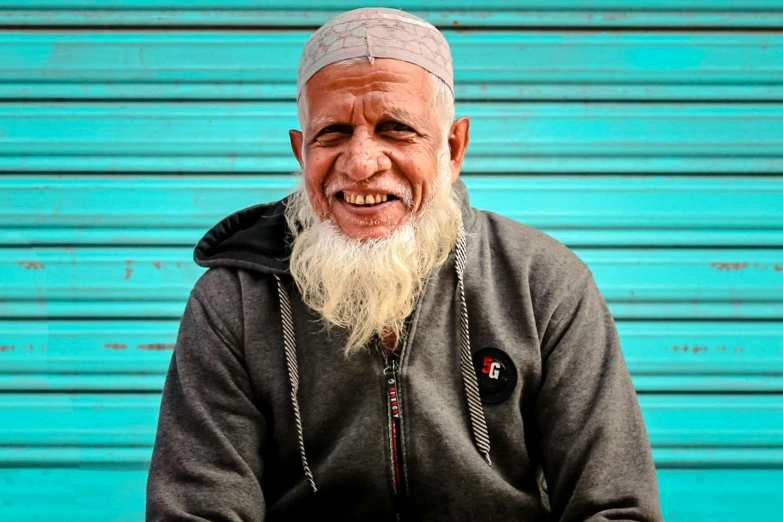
336, 130, 392, 181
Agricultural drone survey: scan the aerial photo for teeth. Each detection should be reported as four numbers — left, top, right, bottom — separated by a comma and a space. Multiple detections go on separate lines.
344, 192, 391, 206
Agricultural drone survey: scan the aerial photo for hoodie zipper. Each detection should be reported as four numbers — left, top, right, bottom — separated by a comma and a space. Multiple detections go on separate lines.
380, 280, 430, 520
383, 354, 404, 482
384, 351, 407, 507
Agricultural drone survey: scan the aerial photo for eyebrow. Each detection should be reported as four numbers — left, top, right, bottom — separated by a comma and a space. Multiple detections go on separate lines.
307, 115, 339, 133
382, 109, 419, 128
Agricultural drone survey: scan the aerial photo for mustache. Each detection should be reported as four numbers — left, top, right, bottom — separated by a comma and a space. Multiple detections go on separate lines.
323, 177, 414, 207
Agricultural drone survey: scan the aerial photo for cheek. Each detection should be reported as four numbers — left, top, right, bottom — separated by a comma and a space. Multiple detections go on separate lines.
398, 155, 441, 200
302, 155, 333, 217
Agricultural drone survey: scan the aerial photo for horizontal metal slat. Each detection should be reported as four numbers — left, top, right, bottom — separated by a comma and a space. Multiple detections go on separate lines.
0, 320, 177, 375
7, 228, 783, 247
619, 322, 783, 375
0, 446, 152, 465
1, 319, 779, 375
1, 300, 780, 320
0, 467, 149, 522
631, 376, 783, 392
0, 394, 161, 446
3, 247, 780, 302
5, 176, 782, 230
0, 393, 780, 447
1, 32, 781, 100
1, 321, 780, 391
1, 247, 204, 301
1, 1, 782, 27
4, 374, 783, 393
3, 446, 783, 468
0, 466, 778, 521
657, 469, 783, 521
641, 395, 783, 447
608, 302, 783, 320
2, 103, 783, 173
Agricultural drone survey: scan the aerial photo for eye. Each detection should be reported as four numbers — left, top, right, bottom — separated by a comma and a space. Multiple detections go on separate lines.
316, 124, 352, 139
379, 121, 416, 134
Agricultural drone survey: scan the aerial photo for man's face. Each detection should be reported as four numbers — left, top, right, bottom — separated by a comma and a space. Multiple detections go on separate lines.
290, 59, 453, 241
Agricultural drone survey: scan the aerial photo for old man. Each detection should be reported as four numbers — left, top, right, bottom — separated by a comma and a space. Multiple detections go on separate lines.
147, 7, 663, 521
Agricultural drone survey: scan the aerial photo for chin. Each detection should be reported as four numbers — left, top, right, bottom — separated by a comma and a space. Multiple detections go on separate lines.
338, 225, 396, 243
335, 213, 415, 243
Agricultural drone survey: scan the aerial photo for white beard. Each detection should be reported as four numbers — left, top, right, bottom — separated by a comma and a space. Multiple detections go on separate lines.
285, 155, 462, 356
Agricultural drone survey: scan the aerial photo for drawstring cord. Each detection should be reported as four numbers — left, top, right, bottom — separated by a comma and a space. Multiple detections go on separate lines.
275, 275, 318, 493
454, 226, 493, 465
274, 223, 492, 492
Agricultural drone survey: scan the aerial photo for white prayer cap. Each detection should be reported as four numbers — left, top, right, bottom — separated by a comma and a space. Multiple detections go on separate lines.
297, 7, 454, 100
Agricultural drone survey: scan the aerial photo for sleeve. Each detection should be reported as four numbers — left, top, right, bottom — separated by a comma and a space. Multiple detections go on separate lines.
534, 272, 663, 522
146, 286, 267, 522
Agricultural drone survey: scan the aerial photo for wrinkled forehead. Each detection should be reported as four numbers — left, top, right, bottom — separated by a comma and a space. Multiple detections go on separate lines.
297, 7, 453, 100
301, 60, 439, 131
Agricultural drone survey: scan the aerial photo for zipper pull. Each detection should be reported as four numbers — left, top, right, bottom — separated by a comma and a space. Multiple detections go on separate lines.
386, 361, 400, 420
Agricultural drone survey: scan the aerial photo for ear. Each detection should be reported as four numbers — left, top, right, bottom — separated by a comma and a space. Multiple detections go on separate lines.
289, 130, 304, 169
447, 116, 470, 183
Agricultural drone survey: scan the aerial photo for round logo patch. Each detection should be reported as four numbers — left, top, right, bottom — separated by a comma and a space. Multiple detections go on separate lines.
472, 348, 517, 404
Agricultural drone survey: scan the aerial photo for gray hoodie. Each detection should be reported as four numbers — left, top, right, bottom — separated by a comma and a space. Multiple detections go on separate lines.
146, 182, 663, 521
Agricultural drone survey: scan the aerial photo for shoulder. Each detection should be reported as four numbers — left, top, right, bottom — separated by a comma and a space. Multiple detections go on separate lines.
189, 265, 281, 340
465, 208, 598, 345
187, 267, 248, 346
470, 208, 591, 293
192, 266, 243, 305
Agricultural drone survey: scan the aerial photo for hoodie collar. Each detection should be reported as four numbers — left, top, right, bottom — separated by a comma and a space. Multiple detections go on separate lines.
194, 196, 292, 274
193, 179, 475, 274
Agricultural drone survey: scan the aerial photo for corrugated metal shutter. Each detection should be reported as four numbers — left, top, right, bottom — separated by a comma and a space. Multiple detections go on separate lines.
1, 2, 782, 520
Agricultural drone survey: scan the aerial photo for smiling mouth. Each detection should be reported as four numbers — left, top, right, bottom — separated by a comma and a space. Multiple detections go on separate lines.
337, 191, 400, 207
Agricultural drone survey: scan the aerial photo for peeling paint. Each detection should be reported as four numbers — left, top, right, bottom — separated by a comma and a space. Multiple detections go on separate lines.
711, 262, 783, 272
17, 261, 45, 270
152, 261, 162, 269
123, 260, 135, 280
710, 262, 749, 271
670, 344, 709, 353
104, 343, 128, 350
670, 345, 739, 354
0, 345, 15, 352
137, 343, 175, 351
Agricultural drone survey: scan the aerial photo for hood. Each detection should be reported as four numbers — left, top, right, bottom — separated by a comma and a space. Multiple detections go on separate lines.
194, 197, 292, 274
193, 180, 474, 274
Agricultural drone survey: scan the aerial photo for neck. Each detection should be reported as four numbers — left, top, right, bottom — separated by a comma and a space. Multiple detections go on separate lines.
381, 331, 399, 354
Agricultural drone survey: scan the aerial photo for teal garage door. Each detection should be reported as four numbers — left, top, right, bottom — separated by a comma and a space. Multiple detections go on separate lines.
1, 2, 782, 520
